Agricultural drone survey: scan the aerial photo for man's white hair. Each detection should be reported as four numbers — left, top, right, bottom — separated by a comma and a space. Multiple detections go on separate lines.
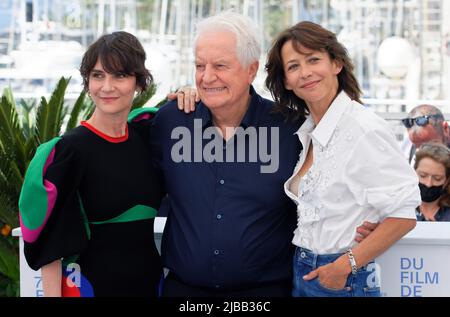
194, 10, 262, 67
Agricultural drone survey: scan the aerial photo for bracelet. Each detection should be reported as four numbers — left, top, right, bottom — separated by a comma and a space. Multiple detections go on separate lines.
346, 249, 358, 275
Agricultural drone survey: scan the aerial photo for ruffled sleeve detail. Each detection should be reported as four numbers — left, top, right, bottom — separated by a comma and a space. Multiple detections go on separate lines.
19, 137, 88, 270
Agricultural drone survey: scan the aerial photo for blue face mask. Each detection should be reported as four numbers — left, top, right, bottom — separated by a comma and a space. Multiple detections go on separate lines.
419, 183, 444, 203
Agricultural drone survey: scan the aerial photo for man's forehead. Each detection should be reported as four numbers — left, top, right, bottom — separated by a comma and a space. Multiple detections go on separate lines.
195, 46, 237, 61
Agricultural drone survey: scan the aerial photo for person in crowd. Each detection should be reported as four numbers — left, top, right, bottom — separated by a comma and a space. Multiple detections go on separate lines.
154, 11, 377, 297
19, 31, 165, 297
401, 104, 450, 164
414, 142, 450, 221
264, 21, 420, 297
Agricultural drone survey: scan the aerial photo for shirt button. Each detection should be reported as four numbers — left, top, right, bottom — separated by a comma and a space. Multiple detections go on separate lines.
219, 179, 225, 185
300, 252, 306, 259
216, 214, 222, 220
214, 250, 220, 255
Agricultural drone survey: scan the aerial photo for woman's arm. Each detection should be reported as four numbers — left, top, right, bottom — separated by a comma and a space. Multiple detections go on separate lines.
41, 259, 62, 297
342, 217, 416, 271
304, 217, 416, 289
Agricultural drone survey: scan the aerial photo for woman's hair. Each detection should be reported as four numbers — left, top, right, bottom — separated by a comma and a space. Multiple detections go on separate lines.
80, 31, 152, 93
194, 10, 261, 68
265, 21, 362, 121
415, 142, 450, 207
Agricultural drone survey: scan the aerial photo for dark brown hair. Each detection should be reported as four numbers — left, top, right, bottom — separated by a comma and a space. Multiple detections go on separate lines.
80, 31, 152, 93
415, 142, 450, 208
265, 21, 362, 121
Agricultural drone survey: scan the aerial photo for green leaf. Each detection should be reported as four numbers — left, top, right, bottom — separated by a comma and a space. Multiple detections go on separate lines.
0, 95, 25, 155
18, 99, 36, 139
66, 91, 89, 131
2, 87, 16, 109
131, 82, 157, 110
81, 98, 95, 121
155, 97, 169, 108
35, 77, 70, 143
0, 238, 19, 281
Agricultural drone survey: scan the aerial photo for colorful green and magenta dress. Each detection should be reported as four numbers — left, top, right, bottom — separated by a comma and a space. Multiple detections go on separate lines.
19, 109, 165, 297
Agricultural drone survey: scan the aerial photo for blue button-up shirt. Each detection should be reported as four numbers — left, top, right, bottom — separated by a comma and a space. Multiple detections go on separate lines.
150, 87, 302, 290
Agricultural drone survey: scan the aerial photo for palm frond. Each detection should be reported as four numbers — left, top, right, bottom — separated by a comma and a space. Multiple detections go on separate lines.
0, 155, 20, 227
155, 97, 169, 108
0, 239, 19, 281
35, 77, 70, 143
131, 82, 157, 110
66, 91, 88, 131
18, 99, 36, 140
81, 98, 95, 121
0, 192, 18, 227
0, 96, 24, 154
0, 95, 27, 195
2, 87, 16, 108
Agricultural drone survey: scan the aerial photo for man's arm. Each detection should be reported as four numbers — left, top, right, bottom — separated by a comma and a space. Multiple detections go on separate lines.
355, 221, 379, 242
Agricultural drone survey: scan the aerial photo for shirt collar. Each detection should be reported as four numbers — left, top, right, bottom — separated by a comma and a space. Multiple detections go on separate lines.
295, 91, 351, 148
312, 91, 351, 147
193, 85, 259, 129
415, 206, 448, 221
240, 86, 259, 129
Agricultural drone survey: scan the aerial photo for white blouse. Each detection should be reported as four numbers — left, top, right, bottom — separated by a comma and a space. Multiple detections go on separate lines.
285, 91, 420, 254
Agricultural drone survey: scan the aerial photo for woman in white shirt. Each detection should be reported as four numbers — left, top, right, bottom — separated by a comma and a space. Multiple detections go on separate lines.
265, 21, 420, 297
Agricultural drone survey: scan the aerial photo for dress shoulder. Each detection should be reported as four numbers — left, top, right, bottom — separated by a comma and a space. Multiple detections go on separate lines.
128, 107, 159, 142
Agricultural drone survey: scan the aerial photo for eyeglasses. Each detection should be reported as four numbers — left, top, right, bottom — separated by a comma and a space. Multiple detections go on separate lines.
401, 114, 444, 129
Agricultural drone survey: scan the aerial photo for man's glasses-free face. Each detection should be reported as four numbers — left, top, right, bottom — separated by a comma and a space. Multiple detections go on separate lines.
401, 114, 443, 129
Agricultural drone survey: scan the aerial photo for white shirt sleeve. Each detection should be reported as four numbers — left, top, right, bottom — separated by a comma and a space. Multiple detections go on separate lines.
343, 128, 420, 220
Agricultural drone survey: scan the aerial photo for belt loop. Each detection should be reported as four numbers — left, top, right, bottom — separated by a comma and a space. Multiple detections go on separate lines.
312, 251, 318, 269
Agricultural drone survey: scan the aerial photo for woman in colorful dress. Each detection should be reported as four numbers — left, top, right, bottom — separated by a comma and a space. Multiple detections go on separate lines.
19, 31, 165, 297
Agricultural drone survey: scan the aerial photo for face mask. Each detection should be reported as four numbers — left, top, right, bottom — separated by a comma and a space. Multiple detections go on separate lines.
419, 183, 444, 203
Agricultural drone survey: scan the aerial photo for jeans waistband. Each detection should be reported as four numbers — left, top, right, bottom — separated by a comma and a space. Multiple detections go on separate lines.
294, 247, 373, 271
294, 247, 342, 268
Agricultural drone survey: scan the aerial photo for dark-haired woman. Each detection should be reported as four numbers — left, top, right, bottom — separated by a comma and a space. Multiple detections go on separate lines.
19, 31, 164, 297
265, 21, 420, 297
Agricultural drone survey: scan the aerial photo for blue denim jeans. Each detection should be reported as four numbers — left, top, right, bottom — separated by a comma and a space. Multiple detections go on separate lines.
292, 247, 381, 297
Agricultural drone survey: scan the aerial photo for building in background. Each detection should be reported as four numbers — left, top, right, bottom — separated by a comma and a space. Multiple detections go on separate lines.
0, 0, 449, 114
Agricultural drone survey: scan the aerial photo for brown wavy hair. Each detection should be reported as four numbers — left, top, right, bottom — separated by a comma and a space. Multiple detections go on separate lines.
414, 142, 450, 208
265, 21, 362, 121
80, 31, 152, 93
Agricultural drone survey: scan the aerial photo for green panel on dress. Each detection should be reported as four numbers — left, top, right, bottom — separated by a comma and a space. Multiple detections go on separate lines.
90, 205, 157, 225
127, 107, 159, 123
19, 137, 61, 230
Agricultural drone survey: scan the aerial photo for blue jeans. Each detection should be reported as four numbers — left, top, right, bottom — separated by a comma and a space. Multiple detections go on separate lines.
292, 247, 381, 297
